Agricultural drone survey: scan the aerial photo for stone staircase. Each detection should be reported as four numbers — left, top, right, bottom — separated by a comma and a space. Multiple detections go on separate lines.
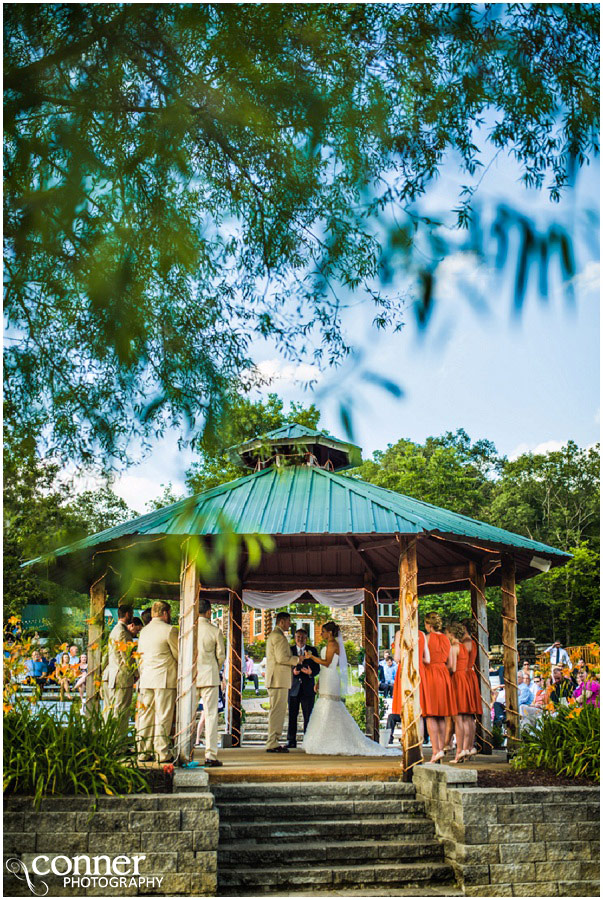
212, 780, 459, 895
239, 709, 303, 746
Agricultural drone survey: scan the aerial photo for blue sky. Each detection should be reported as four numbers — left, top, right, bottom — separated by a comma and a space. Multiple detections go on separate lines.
101, 148, 599, 512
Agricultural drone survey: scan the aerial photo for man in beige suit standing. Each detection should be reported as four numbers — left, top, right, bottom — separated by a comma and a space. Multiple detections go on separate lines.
196, 598, 226, 767
136, 600, 179, 763
265, 611, 298, 753
102, 603, 137, 739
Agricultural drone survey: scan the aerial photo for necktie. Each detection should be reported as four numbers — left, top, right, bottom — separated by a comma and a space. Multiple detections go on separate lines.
555, 648, 560, 664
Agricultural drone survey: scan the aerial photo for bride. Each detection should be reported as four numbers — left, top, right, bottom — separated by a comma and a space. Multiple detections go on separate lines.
301, 621, 401, 756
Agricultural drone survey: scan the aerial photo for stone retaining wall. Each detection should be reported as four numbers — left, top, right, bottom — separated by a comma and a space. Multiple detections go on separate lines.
3, 790, 218, 897
413, 765, 600, 897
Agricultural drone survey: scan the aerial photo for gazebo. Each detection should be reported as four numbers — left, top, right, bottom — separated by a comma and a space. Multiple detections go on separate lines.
26, 425, 571, 776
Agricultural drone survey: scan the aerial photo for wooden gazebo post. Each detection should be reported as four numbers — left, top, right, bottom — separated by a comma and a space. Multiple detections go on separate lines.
470, 561, 492, 754
501, 553, 519, 757
362, 576, 380, 741
175, 545, 199, 764
398, 536, 422, 780
228, 590, 243, 747
85, 574, 106, 714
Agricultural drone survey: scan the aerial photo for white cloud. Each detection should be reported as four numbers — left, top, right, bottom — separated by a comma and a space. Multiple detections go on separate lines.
253, 358, 323, 388
571, 260, 600, 297
509, 439, 598, 460
111, 474, 185, 513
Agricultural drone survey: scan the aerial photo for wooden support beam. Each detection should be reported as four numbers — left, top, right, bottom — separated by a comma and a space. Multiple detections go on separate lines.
346, 536, 379, 581
175, 547, 199, 764
86, 574, 106, 713
362, 577, 380, 742
501, 553, 519, 758
398, 535, 422, 781
470, 561, 492, 755
228, 590, 243, 748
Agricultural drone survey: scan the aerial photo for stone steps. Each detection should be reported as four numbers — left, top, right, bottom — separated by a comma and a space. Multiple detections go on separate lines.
213, 779, 456, 895
218, 861, 455, 891
219, 838, 445, 866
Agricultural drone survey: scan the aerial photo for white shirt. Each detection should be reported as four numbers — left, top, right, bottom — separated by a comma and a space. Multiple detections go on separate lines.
544, 645, 571, 668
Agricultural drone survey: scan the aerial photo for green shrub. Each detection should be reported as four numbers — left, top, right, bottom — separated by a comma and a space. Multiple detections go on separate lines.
344, 640, 360, 666
4, 699, 150, 808
511, 704, 599, 783
345, 691, 386, 730
491, 724, 505, 749
246, 640, 265, 661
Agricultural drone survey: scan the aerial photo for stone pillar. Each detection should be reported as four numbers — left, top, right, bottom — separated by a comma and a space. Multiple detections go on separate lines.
398, 536, 422, 780
470, 561, 492, 754
228, 591, 243, 747
362, 577, 380, 742
175, 547, 199, 764
501, 553, 519, 757
86, 574, 106, 713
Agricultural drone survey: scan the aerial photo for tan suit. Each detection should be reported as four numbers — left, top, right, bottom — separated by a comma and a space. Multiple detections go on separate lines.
136, 617, 179, 761
102, 621, 137, 738
196, 617, 226, 760
265, 626, 298, 749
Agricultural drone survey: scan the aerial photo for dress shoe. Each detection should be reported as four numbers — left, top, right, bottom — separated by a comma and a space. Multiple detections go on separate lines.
286, 742, 297, 749
266, 746, 289, 753
204, 758, 223, 767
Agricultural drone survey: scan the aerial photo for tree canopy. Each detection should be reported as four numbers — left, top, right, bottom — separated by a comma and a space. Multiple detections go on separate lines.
4, 3, 599, 465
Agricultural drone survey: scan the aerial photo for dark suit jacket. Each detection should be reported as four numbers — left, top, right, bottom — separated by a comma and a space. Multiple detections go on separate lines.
289, 644, 320, 698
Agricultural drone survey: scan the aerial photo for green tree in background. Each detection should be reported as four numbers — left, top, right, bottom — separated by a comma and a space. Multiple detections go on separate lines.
186, 392, 320, 494
4, 4, 598, 465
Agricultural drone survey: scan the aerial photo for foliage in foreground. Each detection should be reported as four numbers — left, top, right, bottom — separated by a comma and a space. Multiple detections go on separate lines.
4, 700, 150, 808
511, 703, 600, 783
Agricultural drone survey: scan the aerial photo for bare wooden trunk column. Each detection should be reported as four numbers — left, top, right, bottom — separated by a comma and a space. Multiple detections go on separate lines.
398, 535, 422, 780
501, 553, 519, 756
470, 561, 492, 754
175, 547, 199, 764
228, 590, 243, 748
362, 577, 380, 742
86, 575, 106, 713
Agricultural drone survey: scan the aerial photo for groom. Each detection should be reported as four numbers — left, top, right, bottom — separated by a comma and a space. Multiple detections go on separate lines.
265, 612, 300, 753
287, 628, 320, 748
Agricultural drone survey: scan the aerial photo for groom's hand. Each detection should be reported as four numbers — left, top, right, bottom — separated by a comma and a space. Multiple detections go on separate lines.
301, 666, 312, 675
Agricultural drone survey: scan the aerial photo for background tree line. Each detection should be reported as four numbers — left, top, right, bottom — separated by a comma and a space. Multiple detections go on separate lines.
5, 393, 599, 647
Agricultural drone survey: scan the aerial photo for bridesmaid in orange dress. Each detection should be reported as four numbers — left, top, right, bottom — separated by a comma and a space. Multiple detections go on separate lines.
422, 612, 456, 763
391, 627, 429, 743
446, 622, 479, 763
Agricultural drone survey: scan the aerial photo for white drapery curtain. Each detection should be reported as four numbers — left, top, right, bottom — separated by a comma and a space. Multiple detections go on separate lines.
241, 588, 364, 609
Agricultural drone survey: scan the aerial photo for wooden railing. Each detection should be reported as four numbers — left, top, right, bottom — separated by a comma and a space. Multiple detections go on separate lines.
535, 644, 600, 675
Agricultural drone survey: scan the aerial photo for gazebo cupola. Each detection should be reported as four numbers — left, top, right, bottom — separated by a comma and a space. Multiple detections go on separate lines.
227, 424, 362, 472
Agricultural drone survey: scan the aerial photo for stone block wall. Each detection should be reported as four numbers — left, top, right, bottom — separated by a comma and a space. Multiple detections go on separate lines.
413, 765, 600, 897
4, 791, 218, 897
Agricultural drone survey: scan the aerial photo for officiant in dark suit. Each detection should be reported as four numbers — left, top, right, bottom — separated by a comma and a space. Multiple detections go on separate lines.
287, 628, 320, 748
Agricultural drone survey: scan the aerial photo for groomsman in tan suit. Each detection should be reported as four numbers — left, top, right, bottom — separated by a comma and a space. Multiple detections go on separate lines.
265, 612, 298, 752
196, 599, 226, 767
136, 601, 179, 763
102, 603, 137, 738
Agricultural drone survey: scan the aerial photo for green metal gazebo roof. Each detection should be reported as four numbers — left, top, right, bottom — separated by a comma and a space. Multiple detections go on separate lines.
227, 424, 362, 470
25, 461, 571, 596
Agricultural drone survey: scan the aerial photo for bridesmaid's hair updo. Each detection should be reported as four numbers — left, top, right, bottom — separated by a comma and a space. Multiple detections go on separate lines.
424, 612, 442, 631
462, 617, 477, 637
448, 622, 466, 641
322, 621, 340, 638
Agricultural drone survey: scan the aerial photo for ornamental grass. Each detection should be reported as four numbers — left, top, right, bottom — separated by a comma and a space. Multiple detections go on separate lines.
511, 702, 600, 783
4, 699, 150, 808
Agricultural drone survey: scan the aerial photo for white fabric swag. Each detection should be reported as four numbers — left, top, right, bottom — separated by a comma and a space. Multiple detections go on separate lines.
242, 589, 364, 610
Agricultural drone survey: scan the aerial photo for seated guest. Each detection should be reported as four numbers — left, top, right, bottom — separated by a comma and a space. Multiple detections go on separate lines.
571, 658, 590, 681
41, 649, 55, 679
518, 673, 536, 707
492, 685, 506, 726
74, 653, 88, 705
386, 712, 400, 744
68, 644, 80, 666
57, 651, 76, 701
26, 650, 48, 688
243, 653, 260, 695
517, 660, 532, 682
532, 674, 547, 707
380, 656, 398, 698
573, 671, 600, 707
549, 666, 574, 704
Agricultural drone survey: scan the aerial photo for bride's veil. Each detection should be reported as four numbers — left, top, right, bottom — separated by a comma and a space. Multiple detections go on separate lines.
337, 632, 349, 696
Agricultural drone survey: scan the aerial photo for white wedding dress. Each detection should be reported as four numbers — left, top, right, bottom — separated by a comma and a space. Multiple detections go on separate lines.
302, 648, 401, 756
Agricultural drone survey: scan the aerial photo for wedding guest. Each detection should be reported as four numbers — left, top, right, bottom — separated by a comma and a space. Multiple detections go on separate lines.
380, 656, 398, 699
26, 650, 47, 688
573, 671, 600, 707
517, 660, 532, 682
572, 658, 590, 680
141, 608, 152, 627
128, 617, 144, 639
68, 644, 80, 666
41, 648, 55, 679
74, 653, 88, 705
102, 604, 138, 738
243, 653, 260, 695
518, 673, 536, 707
543, 640, 571, 669
57, 651, 75, 701
549, 666, 574, 704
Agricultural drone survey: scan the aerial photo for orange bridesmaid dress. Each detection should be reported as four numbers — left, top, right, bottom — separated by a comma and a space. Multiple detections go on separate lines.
467, 637, 483, 715
422, 631, 456, 717
391, 630, 427, 716
451, 642, 481, 714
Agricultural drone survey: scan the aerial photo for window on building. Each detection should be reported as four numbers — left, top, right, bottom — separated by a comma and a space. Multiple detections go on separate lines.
353, 604, 362, 616
293, 619, 314, 643
380, 623, 396, 653
253, 609, 263, 637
